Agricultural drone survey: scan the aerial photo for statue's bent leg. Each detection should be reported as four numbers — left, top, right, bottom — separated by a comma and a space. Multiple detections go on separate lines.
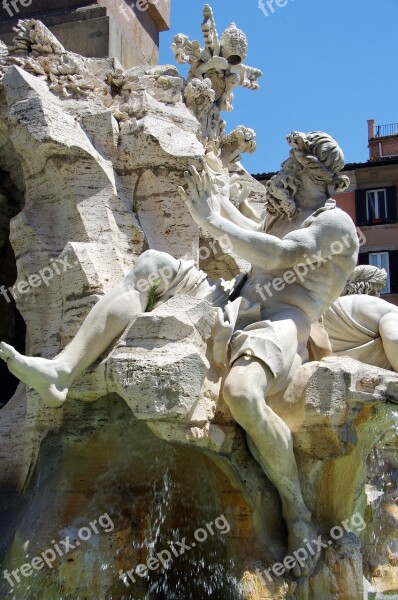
0, 250, 184, 407
222, 318, 318, 577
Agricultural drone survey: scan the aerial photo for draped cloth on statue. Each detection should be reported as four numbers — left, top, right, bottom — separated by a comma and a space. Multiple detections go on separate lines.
320, 297, 392, 371
158, 261, 393, 376
155, 259, 285, 375
212, 297, 286, 376
307, 317, 333, 362
155, 258, 240, 308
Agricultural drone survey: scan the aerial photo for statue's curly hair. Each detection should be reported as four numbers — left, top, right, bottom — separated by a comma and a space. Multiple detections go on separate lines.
287, 131, 350, 194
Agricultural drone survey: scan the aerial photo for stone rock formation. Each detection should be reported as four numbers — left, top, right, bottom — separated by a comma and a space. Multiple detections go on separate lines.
0, 8, 396, 600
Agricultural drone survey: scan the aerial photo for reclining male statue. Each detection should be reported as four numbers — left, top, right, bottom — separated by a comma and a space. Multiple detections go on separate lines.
0, 131, 359, 578
310, 265, 398, 372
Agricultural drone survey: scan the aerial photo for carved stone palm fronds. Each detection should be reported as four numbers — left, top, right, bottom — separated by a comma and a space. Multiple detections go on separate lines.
342, 265, 388, 297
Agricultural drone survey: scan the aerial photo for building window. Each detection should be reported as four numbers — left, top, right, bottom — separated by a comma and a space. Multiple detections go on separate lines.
368, 252, 391, 294
366, 189, 387, 223
355, 185, 397, 226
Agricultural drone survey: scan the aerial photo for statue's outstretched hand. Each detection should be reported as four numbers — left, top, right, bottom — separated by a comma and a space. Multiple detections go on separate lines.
178, 166, 222, 227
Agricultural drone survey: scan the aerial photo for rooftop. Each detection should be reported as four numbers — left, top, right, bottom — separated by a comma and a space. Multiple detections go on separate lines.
371, 122, 398, 139
253, 156, 398, 181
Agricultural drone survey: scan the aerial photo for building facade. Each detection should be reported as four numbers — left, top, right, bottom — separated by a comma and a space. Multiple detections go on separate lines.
254, 120, 398, 305
0, 0, 170, 68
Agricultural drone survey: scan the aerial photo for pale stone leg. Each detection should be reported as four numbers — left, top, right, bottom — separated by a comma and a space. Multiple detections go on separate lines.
379, 312, 398, 373
223, 356, 318, 578
0, 250, 181, 407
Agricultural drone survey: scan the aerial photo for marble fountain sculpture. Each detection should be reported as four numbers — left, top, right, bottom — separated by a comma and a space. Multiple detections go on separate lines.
0, 5, 397, 599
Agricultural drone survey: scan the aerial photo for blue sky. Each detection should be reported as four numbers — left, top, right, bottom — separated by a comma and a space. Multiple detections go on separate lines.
160, 0, 398, 174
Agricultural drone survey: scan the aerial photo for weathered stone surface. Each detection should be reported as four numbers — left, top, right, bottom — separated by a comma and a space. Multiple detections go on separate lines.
104, 301, 398, 599
107, 296, 216, 423
0, 17, 397, 600
0, 24, 217, 560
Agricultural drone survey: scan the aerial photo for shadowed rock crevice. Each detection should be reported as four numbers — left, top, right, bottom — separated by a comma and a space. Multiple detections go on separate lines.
0, 170, 25, 408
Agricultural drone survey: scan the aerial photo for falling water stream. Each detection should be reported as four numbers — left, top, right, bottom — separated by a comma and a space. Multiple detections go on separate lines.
124, 442, 241, 600
364, 407, 398, 598
4, 388, 397, 599
0, 397, 245, 600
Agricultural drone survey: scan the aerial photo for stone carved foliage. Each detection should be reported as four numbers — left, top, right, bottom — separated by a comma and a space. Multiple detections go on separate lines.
0, 10, 258, 177
220, 125, 256, 171
0, 20, 183, 111
0, 19, 105, 98
171, 4, 262, 160
102, 65, 183, 121
9, 19, 66, 56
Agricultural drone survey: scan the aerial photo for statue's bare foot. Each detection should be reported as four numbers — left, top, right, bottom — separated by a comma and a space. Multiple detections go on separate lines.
0, 342, 68, 408
286, 516, 320, 580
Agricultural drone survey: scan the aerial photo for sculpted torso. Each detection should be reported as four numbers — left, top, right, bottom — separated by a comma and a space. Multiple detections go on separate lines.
239, 206, 359, 325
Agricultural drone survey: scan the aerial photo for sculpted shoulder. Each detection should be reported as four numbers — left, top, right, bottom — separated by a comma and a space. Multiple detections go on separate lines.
303, 205, 358, 249
312, 205, 356, 232
282, 205, 357, 247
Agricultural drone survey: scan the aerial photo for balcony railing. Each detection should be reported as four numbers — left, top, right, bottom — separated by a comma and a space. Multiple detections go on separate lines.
374, 123, 398, 138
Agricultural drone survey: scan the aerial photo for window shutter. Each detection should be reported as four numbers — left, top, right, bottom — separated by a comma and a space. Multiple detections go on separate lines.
389, 250, 398, 293
355, 190, 367, 226
357, 252, 368, 266
386, 186, 397, 224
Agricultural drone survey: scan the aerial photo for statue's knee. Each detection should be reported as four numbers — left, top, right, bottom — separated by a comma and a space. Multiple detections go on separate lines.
223, 371, 255, 416
128, 250, 179, 294
135, 249, 169, 272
